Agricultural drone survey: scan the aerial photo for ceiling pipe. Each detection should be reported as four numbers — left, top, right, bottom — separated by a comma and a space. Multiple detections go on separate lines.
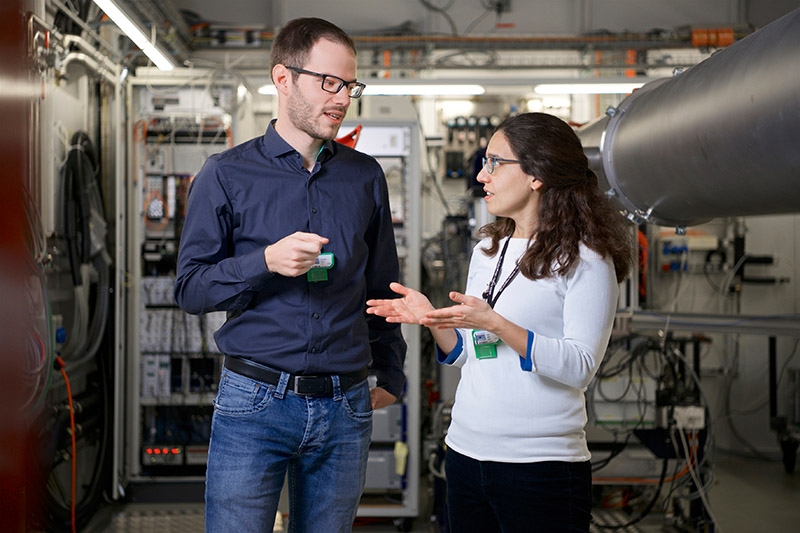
62, 34, 121, 76
134, 0, 193, 56
60, 52, 120, 85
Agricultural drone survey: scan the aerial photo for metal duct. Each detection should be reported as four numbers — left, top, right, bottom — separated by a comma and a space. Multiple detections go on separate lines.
117, 0, 192, 60
579, 8, 800, 229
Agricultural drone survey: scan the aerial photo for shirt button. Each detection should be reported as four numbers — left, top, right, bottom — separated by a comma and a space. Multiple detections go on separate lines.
311, 207, 318, 214
310, 347, 317, 354
312, 312, 319, 319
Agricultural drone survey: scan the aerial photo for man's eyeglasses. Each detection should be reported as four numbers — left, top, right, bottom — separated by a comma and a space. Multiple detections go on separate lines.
482, 155, 522, 174
285, 66, 366, 98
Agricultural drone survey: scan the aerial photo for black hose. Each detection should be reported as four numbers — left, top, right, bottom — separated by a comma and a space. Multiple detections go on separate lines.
61, 131, 98, 286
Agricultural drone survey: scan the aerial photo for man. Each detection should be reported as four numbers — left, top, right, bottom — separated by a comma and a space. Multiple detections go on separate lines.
174, 17, 406, 532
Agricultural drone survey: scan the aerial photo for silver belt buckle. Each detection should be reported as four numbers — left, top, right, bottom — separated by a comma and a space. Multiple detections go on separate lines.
293, 375, 327, 395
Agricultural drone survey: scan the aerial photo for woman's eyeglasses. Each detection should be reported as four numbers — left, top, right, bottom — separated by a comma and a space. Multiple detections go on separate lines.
482, 155, 522, 174
285, 66, 366, 98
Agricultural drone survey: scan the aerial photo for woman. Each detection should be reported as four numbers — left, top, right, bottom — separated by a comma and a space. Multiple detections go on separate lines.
366, 112, 633, 532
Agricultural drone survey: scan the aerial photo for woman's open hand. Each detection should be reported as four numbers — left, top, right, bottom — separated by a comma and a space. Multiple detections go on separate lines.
366, 282, 435, 325
420, 291, 496, 331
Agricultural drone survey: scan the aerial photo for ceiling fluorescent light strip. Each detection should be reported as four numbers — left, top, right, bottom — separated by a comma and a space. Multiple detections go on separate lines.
534, 82, 644, 95
92, 0, 174, 71
258, 83, 484, 97
363, 84, 485, 96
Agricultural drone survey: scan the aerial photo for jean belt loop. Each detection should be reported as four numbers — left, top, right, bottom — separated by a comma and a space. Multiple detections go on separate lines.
274, 372, 290, 399
331, 374, 343, 401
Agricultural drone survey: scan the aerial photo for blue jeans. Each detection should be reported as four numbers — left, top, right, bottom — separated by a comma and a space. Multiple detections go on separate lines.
204, 366, 373, 533
445, 448, 592, 533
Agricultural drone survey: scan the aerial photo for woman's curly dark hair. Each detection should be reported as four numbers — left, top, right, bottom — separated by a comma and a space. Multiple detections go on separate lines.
479, 112, 634, 283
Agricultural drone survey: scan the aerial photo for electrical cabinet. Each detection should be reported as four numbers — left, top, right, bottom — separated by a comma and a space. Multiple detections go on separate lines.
343, 121, 422, 525
124, 85, 232, 487
125, 84, 233, 486
123, 89, 421, 524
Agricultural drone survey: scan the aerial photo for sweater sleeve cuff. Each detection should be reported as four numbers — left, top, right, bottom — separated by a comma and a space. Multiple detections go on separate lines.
519, 329, 535, 372
436, 331, 463, 365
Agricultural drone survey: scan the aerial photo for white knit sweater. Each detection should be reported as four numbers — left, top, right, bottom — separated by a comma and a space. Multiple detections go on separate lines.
442, 237, 619, 463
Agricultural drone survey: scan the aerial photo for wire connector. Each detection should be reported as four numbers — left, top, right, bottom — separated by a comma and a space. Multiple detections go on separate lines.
674, 405, 705, 430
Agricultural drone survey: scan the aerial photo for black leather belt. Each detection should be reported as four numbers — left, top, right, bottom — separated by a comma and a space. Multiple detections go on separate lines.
223, 357, 368, 397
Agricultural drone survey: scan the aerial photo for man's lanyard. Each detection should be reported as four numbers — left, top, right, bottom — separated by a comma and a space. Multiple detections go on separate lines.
481, 237, 520, 309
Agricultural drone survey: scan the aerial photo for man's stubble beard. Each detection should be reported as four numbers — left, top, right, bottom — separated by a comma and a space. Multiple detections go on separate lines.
286, 90, 345, 142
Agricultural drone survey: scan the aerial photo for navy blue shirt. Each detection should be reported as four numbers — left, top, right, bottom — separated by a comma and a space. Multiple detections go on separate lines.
174, 122, 406, 396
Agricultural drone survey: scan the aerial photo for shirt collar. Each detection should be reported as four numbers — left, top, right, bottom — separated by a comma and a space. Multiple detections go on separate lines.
263, 119, 336, 162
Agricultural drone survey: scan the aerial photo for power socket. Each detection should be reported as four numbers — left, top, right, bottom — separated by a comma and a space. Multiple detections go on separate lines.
673, 405, 705, 430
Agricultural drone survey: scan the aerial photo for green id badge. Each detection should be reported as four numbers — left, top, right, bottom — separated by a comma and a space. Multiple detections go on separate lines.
307, 252, 334, 283
472, 329, 499, 359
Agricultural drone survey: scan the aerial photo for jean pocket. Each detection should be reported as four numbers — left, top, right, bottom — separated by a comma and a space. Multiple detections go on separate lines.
341, 380, 373, 421
213, 369, 273, 416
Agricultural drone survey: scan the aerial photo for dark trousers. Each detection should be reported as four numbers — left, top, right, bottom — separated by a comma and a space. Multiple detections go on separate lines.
445, 448, 592, 533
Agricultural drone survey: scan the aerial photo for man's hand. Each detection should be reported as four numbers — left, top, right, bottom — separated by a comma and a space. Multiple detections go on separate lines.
264, 232, 329, 277
370, 387, 397, 410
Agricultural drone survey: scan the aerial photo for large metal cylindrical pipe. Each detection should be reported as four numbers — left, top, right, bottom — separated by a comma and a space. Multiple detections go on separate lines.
580, 8, 800, 228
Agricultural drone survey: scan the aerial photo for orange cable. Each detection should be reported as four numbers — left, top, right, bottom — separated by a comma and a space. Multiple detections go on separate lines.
593, 431, 697, 485
55, 356, 77, 533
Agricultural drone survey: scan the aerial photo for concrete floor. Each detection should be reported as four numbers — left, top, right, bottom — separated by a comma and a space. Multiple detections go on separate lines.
704, 453, 800, 533
89, 452, 800, 533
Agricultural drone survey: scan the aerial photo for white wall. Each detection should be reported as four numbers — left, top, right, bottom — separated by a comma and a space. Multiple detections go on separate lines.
730, 215, 800, 453
646, 214, 800, 457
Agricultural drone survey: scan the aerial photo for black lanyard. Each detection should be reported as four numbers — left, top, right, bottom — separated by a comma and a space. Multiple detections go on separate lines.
482, 237, 520, 309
